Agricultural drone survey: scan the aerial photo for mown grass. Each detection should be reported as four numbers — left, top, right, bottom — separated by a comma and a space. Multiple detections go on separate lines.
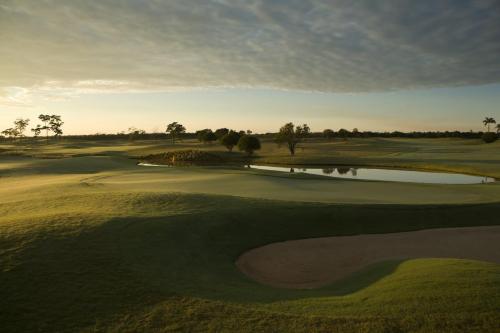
1, 138, 500, 332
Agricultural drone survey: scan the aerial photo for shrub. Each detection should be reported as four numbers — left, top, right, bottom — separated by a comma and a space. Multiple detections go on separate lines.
237, 135, 261, 156
482, 132, 498, 143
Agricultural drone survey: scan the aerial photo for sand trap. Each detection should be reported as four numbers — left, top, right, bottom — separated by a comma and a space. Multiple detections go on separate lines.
236, 226, 500, 289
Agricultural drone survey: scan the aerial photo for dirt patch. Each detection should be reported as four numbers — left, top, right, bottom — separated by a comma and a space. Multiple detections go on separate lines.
236, 226, 500, 289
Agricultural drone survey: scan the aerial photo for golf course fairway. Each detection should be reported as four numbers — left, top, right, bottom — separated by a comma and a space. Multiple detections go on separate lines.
1, 138, 500, 332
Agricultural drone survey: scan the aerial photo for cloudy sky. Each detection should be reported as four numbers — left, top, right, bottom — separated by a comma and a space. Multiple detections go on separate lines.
1, 0, 499, 134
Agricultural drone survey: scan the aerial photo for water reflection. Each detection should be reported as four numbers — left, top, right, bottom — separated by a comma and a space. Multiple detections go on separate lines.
247, 165, 496, 185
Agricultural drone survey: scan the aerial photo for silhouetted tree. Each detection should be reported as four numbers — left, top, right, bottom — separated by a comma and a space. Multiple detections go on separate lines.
166, 122, 186, 144
197, 129, 217, 144
214, 128, 229, 139
483, 117, 496, 132
128, 127, 146, 141
220, 130, 241, 152
323, 129, 335, 140
49, 115, 64, 138
338, 128, 350, 140
275, 122, 310, 156
238, 135, 261, 156
2, 118, 30, 141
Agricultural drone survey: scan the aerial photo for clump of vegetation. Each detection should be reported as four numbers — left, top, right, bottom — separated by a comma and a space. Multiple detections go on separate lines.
275, 122, 310, 156
166, 122, 186, 144
142, 149, 225, 165
482, 117, 498, 143
220, 130, 242, 152
237, 135, 261, 155
482, 132, 498, 143
196, 129, 218, 144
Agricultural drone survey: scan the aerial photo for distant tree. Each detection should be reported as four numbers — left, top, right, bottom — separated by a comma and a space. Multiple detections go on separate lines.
31, 115, 62, 142
238, 135, 261, 155
496, 124, 500, 134
49, 115, 64, 138
38, 114, 52, 141
214, 128, 229, 139
128, 127, 146, 141
275, 122, 310, 156
338, 128, 350, 140
352, 128, 359, 137
220, 130, 241, 152
204, 131, 218, 144
196, 129, 211, 142
31, 125, 42, 138
2, 118, 30, 141
483, 117, 496, 133
14, 118, 30, 139
323, 129, 335, 140
197, 129, 217, 144
1, 128, 17, 140
166, 122, 186, 144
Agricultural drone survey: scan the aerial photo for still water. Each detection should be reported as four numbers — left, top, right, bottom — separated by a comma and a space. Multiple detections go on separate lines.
248, 165, 495, 184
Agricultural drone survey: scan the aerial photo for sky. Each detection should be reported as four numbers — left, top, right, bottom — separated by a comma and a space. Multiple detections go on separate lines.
1, 0, 500, 134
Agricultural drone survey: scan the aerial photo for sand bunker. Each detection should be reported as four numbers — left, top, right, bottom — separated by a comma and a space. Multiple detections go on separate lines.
236, 226, 500, 289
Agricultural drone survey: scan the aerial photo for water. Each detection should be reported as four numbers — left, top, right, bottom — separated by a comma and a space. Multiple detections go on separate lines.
247, 165, 495, 184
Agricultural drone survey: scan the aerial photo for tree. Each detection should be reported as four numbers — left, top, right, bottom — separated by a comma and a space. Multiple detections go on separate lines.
14, 118, 30, 140
483, 117, 496, 133
323, 129, 335, 140
275, 122, 310, 156
2, 118, 29, 141
166, 122, 186, 144
1, 128, 18, 139
203, 131, 218, 144
237, 135, 261, 156
128, 127, 146, 141
496, 124, 500, 134
38, 114, 52, 141
197, 129, 217, 144
352, 128, 359, 137
49, 115, 64, 138
31, 114, 62, 142
338, 128, 350, 140
220, 130, 241, 152
214, 128, 229, 139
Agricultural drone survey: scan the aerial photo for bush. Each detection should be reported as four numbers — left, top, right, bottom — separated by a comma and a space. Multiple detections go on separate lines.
237, 135, 261, 155
482, 132, 498, 143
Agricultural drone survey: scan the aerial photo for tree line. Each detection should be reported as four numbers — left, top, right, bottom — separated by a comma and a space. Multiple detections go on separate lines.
1, 114, 64, 142
2, 115, 499, 150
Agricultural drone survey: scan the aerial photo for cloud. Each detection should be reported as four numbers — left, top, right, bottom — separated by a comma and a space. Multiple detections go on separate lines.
1, 0, 499, 103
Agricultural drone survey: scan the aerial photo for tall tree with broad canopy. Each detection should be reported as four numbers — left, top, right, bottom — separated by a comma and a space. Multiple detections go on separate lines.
31, 115, 63, 142
49, 115, 64, 138
237, 135, 261, 156
220, 130, 241, 152
275, 122, 310, 156
166, 122, 186, 144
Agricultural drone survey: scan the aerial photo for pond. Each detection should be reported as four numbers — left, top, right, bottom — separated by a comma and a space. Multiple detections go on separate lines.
247, 165, 495, 184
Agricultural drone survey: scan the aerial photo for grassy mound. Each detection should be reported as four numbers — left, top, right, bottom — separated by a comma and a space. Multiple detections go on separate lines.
1, 187, 500, 332
142, 149, 226, 165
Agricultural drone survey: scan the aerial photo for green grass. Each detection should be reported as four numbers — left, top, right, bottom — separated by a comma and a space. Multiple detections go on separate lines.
1, 138, 500, 332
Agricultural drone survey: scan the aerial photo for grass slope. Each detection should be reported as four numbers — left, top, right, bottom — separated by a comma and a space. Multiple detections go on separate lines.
1, 138, 500, 332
